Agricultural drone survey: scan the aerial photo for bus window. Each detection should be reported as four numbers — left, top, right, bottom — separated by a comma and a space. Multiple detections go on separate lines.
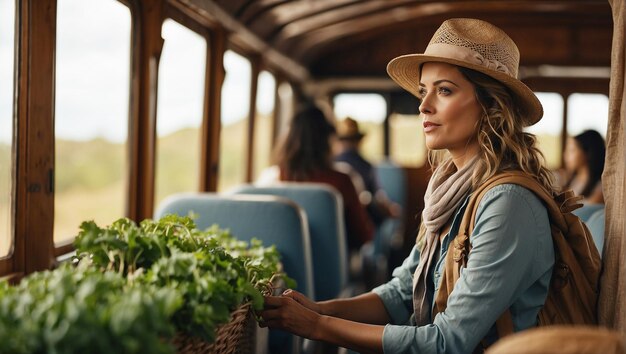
525, 92, 564, 169
54, 0, 131, 244
253, 71, 276, 180
0, 0, 15, 257
333, 93, 386, 164
389, 113, 427, 167
154, 19, 206, 208
567, 93, 609, 138
218, 50, 251, 191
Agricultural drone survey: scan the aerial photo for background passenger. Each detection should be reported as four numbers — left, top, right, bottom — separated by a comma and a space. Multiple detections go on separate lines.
334, 117, 401, 227
260, 18, 555, 353
258, 105, 374, 252
562, 129, 606, 204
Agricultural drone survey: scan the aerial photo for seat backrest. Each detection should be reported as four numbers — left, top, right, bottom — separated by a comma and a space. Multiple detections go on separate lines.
586, 208, 605, 256
572, 203, 604, 223
231, 183, 347, 301
155, 193, 315, 299
375, 159, 407, 210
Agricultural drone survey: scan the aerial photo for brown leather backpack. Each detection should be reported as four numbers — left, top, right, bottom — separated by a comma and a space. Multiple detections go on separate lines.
432, 172, 601, 340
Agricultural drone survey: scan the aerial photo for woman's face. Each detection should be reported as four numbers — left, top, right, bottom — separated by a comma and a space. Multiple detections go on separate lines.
418, 62, 483, 161
564, 137, 586, 172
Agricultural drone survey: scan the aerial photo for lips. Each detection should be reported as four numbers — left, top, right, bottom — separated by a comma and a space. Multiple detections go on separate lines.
423, 121, 440, 133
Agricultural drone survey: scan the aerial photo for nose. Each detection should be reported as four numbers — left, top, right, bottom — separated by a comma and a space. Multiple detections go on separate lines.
419, 92, 434, 115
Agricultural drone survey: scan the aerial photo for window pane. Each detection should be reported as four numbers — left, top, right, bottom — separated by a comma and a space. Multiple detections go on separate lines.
276, 81, 294, 139
525, 92, 564, 169
218, 50, 251, 191
252, 71, 275, 180
333, 93, 386, 163
154, 19, 206, 209
55, 0, 130, 243
0, 0, 15, 257
567, 93, 608, 138
389, 113, 426, 167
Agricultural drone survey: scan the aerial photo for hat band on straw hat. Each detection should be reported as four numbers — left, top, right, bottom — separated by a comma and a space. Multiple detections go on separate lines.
424, 43, 512, 77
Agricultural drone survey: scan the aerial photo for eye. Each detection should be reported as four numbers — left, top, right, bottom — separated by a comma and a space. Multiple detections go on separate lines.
418, 88, 427, 98
437, 86, 452, 95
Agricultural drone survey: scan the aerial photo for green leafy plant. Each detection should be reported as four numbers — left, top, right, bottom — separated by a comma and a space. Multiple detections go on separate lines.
74, 214, 294, 342
0, 261, 182, 354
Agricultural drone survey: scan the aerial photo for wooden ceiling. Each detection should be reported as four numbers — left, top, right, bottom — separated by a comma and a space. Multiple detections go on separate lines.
180, 0, 612, 81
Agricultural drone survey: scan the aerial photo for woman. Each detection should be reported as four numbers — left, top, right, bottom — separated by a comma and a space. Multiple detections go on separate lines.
259, 104, 374, 252
563, 130, 606, 203
260, 18, 555, 353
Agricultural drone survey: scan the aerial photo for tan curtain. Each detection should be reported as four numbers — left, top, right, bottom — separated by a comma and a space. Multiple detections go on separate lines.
599, 0, 626, 334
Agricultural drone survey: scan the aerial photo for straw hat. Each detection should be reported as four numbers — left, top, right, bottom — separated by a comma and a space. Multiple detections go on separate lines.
387, 18, 543, 126
337, 117, 365, 140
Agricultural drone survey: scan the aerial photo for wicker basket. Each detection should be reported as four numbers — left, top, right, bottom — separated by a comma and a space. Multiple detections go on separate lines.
174, 302, 256, 354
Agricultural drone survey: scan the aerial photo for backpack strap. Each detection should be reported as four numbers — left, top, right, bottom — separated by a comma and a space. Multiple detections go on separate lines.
432, 172, 576, 340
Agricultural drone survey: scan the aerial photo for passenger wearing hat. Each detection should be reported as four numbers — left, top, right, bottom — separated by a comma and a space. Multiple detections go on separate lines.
261, 18, 555, 354
334, 117, 401, 227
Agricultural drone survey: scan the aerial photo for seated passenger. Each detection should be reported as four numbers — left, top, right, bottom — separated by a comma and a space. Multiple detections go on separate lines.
257, 104, 374, 252
260, 18, 557, 353
562, 129, 606, 204
334, 117, 401, 227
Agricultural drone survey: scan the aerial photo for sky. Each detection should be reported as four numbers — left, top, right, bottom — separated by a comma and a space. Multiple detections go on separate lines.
334, 93, 387, 123
0, 0, 15, 144
0, 0, 610, 145
54, 0, 131, 143
10, 0, 273, 144
156, 19, 206, 137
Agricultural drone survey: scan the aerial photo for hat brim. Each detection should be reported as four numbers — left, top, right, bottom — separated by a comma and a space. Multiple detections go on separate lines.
387, 54, 543, 126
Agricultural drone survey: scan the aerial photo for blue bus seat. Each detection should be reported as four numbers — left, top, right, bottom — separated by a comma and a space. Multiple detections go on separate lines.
373, 160, 407, 256
572, 203, 604, 223
375, 159, 408, 210
230, 183, 348, 301
586, 208, 605, 257
365, 160, 407, 285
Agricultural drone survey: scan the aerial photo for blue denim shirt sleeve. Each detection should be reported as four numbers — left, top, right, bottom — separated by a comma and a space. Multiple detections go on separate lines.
373, 184, 554, 354
372, 244, 421, 324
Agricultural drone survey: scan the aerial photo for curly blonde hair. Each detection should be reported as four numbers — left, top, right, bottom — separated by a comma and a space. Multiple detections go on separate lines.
416, 66, 554, 247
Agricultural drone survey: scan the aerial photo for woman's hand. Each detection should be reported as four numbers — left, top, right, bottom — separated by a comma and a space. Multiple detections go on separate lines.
281, 289, 323, 313
259, 289, 323, 339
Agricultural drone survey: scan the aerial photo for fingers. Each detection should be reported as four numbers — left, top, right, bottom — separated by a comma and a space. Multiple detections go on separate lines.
259, 308, 282, 321
263, 294, 293, 308
282, 289, 303, 302
281, 289, 320, 313
258, 305, 290, 330
282, 289, 308, 305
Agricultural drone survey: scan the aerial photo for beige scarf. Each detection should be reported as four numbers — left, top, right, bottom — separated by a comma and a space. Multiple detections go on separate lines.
413, 157, 478, 325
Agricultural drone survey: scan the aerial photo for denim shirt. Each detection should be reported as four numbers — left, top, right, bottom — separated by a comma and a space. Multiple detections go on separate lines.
372, 184, 555, 354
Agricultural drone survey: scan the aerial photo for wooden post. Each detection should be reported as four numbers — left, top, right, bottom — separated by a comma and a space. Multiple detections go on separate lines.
200, 28, 226, 192
245, 57, 260, 182
15, 0, 56, 274
128, 0, 163, 221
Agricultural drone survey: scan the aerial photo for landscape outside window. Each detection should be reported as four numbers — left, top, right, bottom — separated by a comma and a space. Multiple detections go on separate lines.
389, 112, 427, 167
154, 19, 206, 210
524, 92, 564, 169
218, 50, 251, 191
54, 0, 131, 243
567, 93, 608, 138
252, 71, 276, 180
